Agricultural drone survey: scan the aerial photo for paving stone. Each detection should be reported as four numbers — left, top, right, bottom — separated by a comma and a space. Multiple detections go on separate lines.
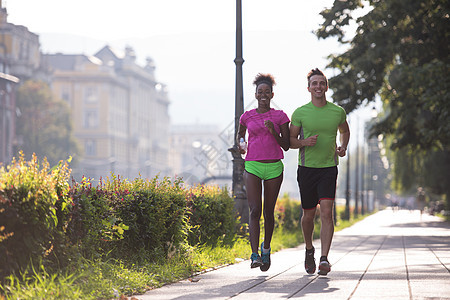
134, 209, 450, 300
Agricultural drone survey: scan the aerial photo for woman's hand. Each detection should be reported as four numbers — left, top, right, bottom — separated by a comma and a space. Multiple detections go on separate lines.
238, 143, 247, 154
264, 120, 275, 134
236, 123, 247, 155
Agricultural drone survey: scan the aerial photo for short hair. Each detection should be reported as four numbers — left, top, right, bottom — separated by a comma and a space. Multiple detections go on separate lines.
253, 73, 276, 91
307, 68, 328, 87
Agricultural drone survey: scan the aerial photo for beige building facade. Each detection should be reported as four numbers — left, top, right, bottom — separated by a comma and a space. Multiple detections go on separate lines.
45, 46, 170, 181
0, 3, 41, 82
0, 72, 19, 165
0, 3, 34, 164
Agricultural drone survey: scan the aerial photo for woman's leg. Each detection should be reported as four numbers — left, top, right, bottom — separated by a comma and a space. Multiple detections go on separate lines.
244, 171, 262, 254
262, 173, 283, 249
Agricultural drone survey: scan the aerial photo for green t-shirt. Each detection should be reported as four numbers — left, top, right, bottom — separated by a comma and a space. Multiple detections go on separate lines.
291, 101, 346, 168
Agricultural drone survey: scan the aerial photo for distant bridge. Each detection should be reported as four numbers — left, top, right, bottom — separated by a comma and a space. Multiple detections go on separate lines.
201, 175, 232, 185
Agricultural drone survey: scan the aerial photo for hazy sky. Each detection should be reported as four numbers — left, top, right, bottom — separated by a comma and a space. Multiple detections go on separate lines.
7, 0, 335, 39
6, 0, 376, 144
6, 0, 380, 196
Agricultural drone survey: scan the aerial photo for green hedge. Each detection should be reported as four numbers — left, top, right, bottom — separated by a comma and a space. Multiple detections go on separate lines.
0, 153, 72, 279
274, 193, 301, 231
0, 154, 302, 281
186, 185, 239, 247
0, 154, 242, 280
106, 176, 188, 259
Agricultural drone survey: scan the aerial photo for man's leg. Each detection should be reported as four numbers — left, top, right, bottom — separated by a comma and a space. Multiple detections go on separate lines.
319, 199, 334, 257
301, 207, 317, 250
297, 165, 318, 274
318, 199, 334, 275
302, 207, 317, 274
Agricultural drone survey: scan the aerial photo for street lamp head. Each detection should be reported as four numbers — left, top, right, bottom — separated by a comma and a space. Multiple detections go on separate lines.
371, 106, 378, 118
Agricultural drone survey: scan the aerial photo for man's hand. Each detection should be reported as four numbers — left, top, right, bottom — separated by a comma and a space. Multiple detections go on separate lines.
336, 146, 347, 157
303, 134, 318, 147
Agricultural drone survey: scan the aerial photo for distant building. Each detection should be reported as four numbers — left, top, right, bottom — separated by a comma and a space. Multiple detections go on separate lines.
44, 45, 171, 181
0, 3, 46, 82
0, 3, 24, 165
169, 123, 232, 186
0, 71, 19, 165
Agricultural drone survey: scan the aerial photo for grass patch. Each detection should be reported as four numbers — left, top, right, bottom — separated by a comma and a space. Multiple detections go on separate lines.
0, 265, 84, 299
190, 237, 249, 272
434, 211, 450, 222
0, 207, 373, 299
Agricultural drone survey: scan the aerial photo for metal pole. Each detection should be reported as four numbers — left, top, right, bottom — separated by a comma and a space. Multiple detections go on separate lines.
344, 149, 351, 220
361, 139, 365, 215
343, 116, 351, 221
229, 0, 248, 224
354, 117, 359, 217
234, 0, 244, 137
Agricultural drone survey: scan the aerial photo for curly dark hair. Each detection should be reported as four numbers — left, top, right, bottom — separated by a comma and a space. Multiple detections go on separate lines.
253, 73, 276, 91
307, 68, 328, 87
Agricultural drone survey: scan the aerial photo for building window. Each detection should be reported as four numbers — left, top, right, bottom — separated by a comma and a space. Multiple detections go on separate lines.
61, 86, 70, 103
83, 109, 99, 128
84, 86, 98, 103
85, 140, 97, 156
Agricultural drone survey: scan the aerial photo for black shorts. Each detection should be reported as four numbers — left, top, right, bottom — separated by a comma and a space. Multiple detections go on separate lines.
297, 166, 338, 210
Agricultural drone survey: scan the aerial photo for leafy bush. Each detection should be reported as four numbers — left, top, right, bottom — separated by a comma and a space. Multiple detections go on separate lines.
186, 185, 238, 246
110, 176, 188, 259
274, 193, 301, 231
66, 177, 129, 259
67, 175, 188, 260
0, 153, 242, 284
0, 152, 72, 279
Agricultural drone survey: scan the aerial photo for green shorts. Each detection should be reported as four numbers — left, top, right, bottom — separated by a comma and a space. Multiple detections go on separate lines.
244, 160, 284, 180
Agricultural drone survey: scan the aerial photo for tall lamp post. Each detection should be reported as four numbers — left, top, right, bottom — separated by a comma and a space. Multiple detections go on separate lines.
344, 148, 351, 220
228, 0, 248, 224
343, 116, 351, 220
354, 117, 359, 217
360, 141, 365, 215
367, 106, 378, 212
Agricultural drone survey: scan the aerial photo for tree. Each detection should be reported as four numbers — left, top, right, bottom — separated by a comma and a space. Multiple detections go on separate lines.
316, 0, 450, 207
316, 0, 449, 149
16, 80, 81, 167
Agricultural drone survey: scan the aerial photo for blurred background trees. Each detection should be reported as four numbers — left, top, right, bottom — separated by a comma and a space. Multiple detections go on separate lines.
16, 80, 81, 167
316, 0, 449, 207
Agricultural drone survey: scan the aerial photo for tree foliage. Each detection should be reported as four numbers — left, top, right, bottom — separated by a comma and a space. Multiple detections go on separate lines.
16, 80, 81, 167
316, 0, 450, 204
316, 0, 449, 150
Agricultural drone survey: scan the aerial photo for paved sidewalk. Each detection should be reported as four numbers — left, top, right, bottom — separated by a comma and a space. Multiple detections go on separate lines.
135, 209, 450, 299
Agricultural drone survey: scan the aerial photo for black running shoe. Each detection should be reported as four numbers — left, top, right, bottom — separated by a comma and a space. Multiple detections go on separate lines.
305, 247, 316, 274
318, 260, 331, 275
260, 242, 271, 272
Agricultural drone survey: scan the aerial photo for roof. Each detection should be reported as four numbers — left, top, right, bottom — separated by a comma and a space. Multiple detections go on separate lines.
0, 72, 19, 83
43, 53, 101, 71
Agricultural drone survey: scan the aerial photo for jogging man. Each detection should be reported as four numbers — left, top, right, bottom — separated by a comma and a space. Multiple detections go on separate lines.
290, 68, 350, 275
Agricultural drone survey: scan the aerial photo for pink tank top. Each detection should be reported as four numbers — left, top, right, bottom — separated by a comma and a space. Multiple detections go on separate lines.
239, 108, 290, 161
